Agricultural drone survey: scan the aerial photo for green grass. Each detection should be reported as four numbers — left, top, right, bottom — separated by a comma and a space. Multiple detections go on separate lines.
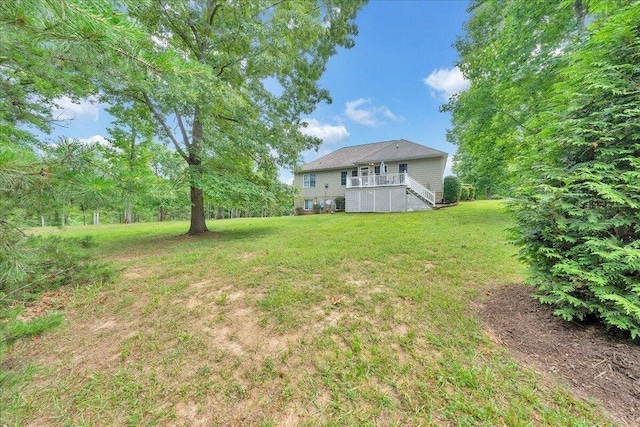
0, 202, 613, 425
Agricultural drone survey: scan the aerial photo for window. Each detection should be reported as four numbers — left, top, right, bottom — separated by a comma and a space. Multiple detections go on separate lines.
304, 199, 314, 210
351, 170, 358, 177
340, 171, 348, 186
360, 166, 369, 176
374, 165, 387, 175
399, 163, 408, 173
303, 173, 316, 188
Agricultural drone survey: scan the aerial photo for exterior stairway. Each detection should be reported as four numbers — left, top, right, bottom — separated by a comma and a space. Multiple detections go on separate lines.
405, 174, 436, 207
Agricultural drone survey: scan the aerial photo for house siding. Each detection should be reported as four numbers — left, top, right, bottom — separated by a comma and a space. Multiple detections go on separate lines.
382, 157, 445, 194
294, 169, 349, 209
294, 154, 447, 210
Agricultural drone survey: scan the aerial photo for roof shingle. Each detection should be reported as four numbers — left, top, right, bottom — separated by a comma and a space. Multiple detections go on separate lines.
298, 139, 447, 172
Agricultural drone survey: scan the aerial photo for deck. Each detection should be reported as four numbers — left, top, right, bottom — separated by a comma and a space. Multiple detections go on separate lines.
346, 172, 436, 207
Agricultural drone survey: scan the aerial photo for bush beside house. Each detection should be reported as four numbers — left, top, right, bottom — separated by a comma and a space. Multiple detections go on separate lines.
443, 175, 462, 204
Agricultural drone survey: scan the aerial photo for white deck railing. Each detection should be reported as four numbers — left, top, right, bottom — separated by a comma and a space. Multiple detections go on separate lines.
346, 172, 406, 188
346, 172, 436, 206
405, 174, 436, 206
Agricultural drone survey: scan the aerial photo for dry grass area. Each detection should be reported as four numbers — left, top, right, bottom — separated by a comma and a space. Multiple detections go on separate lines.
1, 202, 616, 426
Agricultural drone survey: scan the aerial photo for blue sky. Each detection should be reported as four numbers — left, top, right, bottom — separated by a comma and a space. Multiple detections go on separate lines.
292, 0, 471, 183
49, 0, 470, 183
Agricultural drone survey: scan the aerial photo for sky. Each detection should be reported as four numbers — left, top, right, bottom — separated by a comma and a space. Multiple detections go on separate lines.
48, 0, 470, 184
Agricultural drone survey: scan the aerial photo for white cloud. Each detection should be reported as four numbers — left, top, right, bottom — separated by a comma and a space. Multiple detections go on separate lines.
380, 107, 397, 120
300, 118, 349, 144
51, 96, 100, 121
344, 98, 401, 127
79, 134, 110, 147
424, 67, 469, 100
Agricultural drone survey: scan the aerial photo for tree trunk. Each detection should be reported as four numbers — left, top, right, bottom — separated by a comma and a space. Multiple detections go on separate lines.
186, 108, 208, 235
40, 215, 45, 227
486, 186, 492, 200
188, 185, 208, 234
124, 201, 133, 224
93, 211, 100, 225
574, 0, 587, 30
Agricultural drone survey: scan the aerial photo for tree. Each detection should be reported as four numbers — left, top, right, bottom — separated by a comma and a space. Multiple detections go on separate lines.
104, 104, 159, 223
1, 0, 183, 141
513, 1, 640, 339
3, 1, 365, 233
444, 0, 587, 197
450, 0, 640, 338
1, 0, 190, 305
148, 145, 189, 221
105, 0, 365, 234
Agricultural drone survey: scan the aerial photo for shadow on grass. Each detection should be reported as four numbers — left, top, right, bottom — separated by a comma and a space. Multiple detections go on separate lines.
212, 226, 277, 242
108, 226, 278, 256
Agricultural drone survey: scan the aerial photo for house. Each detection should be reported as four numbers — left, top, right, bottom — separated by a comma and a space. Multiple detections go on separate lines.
294, 139, 447, 213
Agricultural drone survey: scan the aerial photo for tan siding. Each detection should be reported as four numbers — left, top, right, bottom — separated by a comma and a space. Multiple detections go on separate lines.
385, 157, 445, 193
294, 169, 350, 208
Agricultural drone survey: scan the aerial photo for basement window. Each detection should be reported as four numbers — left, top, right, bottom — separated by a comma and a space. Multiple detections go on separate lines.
304, 199, 314, 210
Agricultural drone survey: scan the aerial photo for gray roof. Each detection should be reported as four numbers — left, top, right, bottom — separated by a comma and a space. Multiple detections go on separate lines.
299, 139, 447, 172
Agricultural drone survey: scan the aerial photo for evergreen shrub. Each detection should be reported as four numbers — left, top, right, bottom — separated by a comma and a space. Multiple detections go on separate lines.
468, 186, 476, 200
513, 6, 640, 339
443, 175, 462, 204
460, 186, 470, 201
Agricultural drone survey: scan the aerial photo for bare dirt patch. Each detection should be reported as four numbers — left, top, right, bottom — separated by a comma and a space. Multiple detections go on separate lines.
16, 288, 72, 321
237, 251, 257, 261
481, 285, 640, 426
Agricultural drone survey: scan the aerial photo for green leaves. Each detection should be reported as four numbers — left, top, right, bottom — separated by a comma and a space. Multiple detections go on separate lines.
447, 0, 584, 197
451, 0, 640, 339
510, 1, 640, 340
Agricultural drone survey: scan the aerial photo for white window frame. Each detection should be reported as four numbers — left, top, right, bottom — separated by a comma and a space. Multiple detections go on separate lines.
304, 199, 314, 210
303, 173, 316, 188
340, 171, 348, 186
399, 163, 408, 174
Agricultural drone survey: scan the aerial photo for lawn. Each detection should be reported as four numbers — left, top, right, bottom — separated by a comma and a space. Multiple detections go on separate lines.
1, 201, 612, 426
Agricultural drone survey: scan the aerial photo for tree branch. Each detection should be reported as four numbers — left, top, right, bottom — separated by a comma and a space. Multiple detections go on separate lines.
141, 92, 189, 161
216, 45, 270, 77
175, 111, 192, 149
216, 114, 239, 123
208, 2, 221, 27
156, 0, 198, 57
